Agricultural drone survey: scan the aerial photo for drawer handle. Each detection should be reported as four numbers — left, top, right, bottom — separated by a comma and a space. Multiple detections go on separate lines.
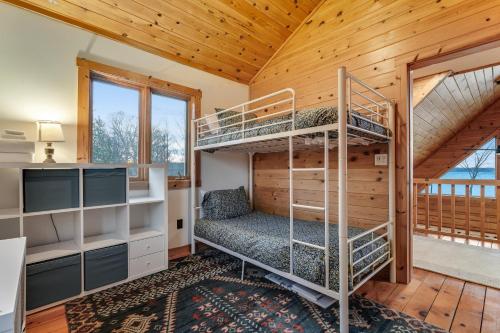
146, 262, 151, 265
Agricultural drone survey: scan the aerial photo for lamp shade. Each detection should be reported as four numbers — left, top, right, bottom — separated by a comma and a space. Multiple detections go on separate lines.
38, 121, 65, 142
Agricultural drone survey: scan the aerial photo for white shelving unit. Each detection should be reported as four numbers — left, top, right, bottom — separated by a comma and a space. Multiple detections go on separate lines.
0, 163, 168, 313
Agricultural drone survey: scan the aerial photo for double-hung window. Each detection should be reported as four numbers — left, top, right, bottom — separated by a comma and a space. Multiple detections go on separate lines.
77, 58, 200, 188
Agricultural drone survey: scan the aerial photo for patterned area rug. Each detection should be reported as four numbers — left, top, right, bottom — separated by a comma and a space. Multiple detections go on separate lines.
66, 249, 446, 332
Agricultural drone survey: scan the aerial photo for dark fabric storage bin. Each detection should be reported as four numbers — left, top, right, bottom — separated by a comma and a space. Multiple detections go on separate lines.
84, 243, 128, 291
83, 168, 126, 207
23, 169, 79, 213
26, 254, 81, 310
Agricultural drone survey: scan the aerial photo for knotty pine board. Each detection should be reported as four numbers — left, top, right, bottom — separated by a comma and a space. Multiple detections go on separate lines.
253, 143, 389, 230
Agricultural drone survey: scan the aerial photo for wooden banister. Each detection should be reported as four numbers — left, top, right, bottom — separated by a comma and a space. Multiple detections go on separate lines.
414, 178, 500, 186
413, 178, 499, 244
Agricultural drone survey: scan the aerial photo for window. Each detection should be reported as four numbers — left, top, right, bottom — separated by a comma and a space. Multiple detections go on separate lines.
432, 137, 497, 197
151, 92, 188, 177
77, 58, 201, 188
91, 80, 140, 170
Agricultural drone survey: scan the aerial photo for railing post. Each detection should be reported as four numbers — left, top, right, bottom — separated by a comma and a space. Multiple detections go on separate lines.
438, 184, 442, 235
465, 185, 470, 237
480, 185, 486, 240
413, 182, 418, 229
425, 184, 430, 232
338, 66, 349, 333
451, 184, 456, 236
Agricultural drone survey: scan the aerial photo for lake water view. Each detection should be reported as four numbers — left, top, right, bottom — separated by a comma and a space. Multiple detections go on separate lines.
428, 168, 496, 197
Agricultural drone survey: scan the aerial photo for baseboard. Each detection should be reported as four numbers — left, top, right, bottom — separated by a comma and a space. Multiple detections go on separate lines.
168, 245, 190, 260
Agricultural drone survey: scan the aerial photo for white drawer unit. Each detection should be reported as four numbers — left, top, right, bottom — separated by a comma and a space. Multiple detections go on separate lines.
130, 251, 165, 277
129, 235, 164, 259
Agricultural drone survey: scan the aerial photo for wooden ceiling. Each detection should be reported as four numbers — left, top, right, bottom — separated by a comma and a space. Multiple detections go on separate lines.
3, 0, 322, 83
413, 64, 500, 166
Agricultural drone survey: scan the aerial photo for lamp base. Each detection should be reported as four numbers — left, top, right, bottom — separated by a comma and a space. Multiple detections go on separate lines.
43, 142, 56, 163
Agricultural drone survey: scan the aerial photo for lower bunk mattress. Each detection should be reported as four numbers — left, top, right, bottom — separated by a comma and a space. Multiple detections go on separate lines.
195, 211, 390, 292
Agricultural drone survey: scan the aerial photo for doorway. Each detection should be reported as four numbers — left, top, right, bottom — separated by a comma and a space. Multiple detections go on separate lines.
409, 44, 500, 288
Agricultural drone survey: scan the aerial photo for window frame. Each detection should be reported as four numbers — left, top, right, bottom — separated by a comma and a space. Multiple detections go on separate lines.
77, 58, 201, 189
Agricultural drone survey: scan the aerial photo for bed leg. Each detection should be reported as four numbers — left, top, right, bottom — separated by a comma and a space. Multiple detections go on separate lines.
241, 260, 246, 280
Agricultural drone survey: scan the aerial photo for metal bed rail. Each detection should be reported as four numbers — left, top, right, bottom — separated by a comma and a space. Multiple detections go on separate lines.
194, 88, 295, 146
193, 76, 392, 150
347, 221, 393, 292
347, 73, 391, 129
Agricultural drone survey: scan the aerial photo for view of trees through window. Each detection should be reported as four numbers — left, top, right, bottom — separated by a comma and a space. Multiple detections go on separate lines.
91, 80, 188, 177
432, 137, 497, 197
151, 93, 187, 177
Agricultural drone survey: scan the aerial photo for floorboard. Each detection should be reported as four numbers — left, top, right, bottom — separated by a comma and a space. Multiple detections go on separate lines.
450, 282, 486, 333
482, 287, 500, 333
425, 277, 464, 331
402, 270, 446, 321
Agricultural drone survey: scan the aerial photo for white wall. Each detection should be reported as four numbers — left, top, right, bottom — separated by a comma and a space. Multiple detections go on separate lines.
0, 3, 250, 249
168, 151, 250, 248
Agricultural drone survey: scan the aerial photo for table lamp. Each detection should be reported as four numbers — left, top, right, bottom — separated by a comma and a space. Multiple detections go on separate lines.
38, 121, 65, 163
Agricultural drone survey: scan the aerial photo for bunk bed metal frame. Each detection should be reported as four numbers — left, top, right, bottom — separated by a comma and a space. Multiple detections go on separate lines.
190, 67, 396, 333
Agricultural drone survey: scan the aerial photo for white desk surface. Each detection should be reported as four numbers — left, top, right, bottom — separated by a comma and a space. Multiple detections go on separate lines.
0, 237, 26, 332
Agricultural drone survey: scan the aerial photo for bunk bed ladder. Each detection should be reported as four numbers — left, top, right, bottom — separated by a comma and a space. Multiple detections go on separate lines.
289, 132, 330, 290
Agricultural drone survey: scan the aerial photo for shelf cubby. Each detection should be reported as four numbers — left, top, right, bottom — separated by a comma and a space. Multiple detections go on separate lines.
0, 168, 21, 220
0, 208, 20, 220
23, 211, 82, 264
129, 167, 165, 205
83, 205, 128, 251
129, 202, 165, 241
0, 218, 20, 240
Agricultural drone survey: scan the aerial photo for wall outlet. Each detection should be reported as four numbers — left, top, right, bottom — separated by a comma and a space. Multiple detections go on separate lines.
177, 219, 183, 229
374, 154, 388, 166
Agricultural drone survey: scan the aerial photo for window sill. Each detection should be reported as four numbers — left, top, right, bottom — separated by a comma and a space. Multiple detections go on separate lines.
129, 179, 201, 191
168, 179, 201, 190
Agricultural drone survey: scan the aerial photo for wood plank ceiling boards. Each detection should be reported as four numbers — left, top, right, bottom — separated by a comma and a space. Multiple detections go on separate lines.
413, 64, 500, 167
2, 0, 323, 83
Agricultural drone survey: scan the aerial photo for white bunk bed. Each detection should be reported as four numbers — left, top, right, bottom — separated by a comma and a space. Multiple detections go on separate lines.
190, 67, 396, 333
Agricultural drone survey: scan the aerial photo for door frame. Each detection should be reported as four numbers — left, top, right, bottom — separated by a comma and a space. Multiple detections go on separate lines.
397, 37, 500, 283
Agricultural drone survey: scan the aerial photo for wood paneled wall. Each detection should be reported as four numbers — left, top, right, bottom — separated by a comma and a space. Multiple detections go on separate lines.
254, 144, 389, 230
250, 0, 500, 105
249, 0, 500, 283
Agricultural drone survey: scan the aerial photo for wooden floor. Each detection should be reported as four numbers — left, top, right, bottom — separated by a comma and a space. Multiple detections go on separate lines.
27, 246, 500, 333
357, 269, 500, 332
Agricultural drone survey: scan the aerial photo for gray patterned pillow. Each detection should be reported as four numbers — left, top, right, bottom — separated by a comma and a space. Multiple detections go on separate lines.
201, 186, 251, 220
295, 106, 338, 129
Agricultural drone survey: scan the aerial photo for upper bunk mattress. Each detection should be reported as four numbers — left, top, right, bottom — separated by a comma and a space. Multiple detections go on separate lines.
194, 210, 389, 292
197, 106, 388, 147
